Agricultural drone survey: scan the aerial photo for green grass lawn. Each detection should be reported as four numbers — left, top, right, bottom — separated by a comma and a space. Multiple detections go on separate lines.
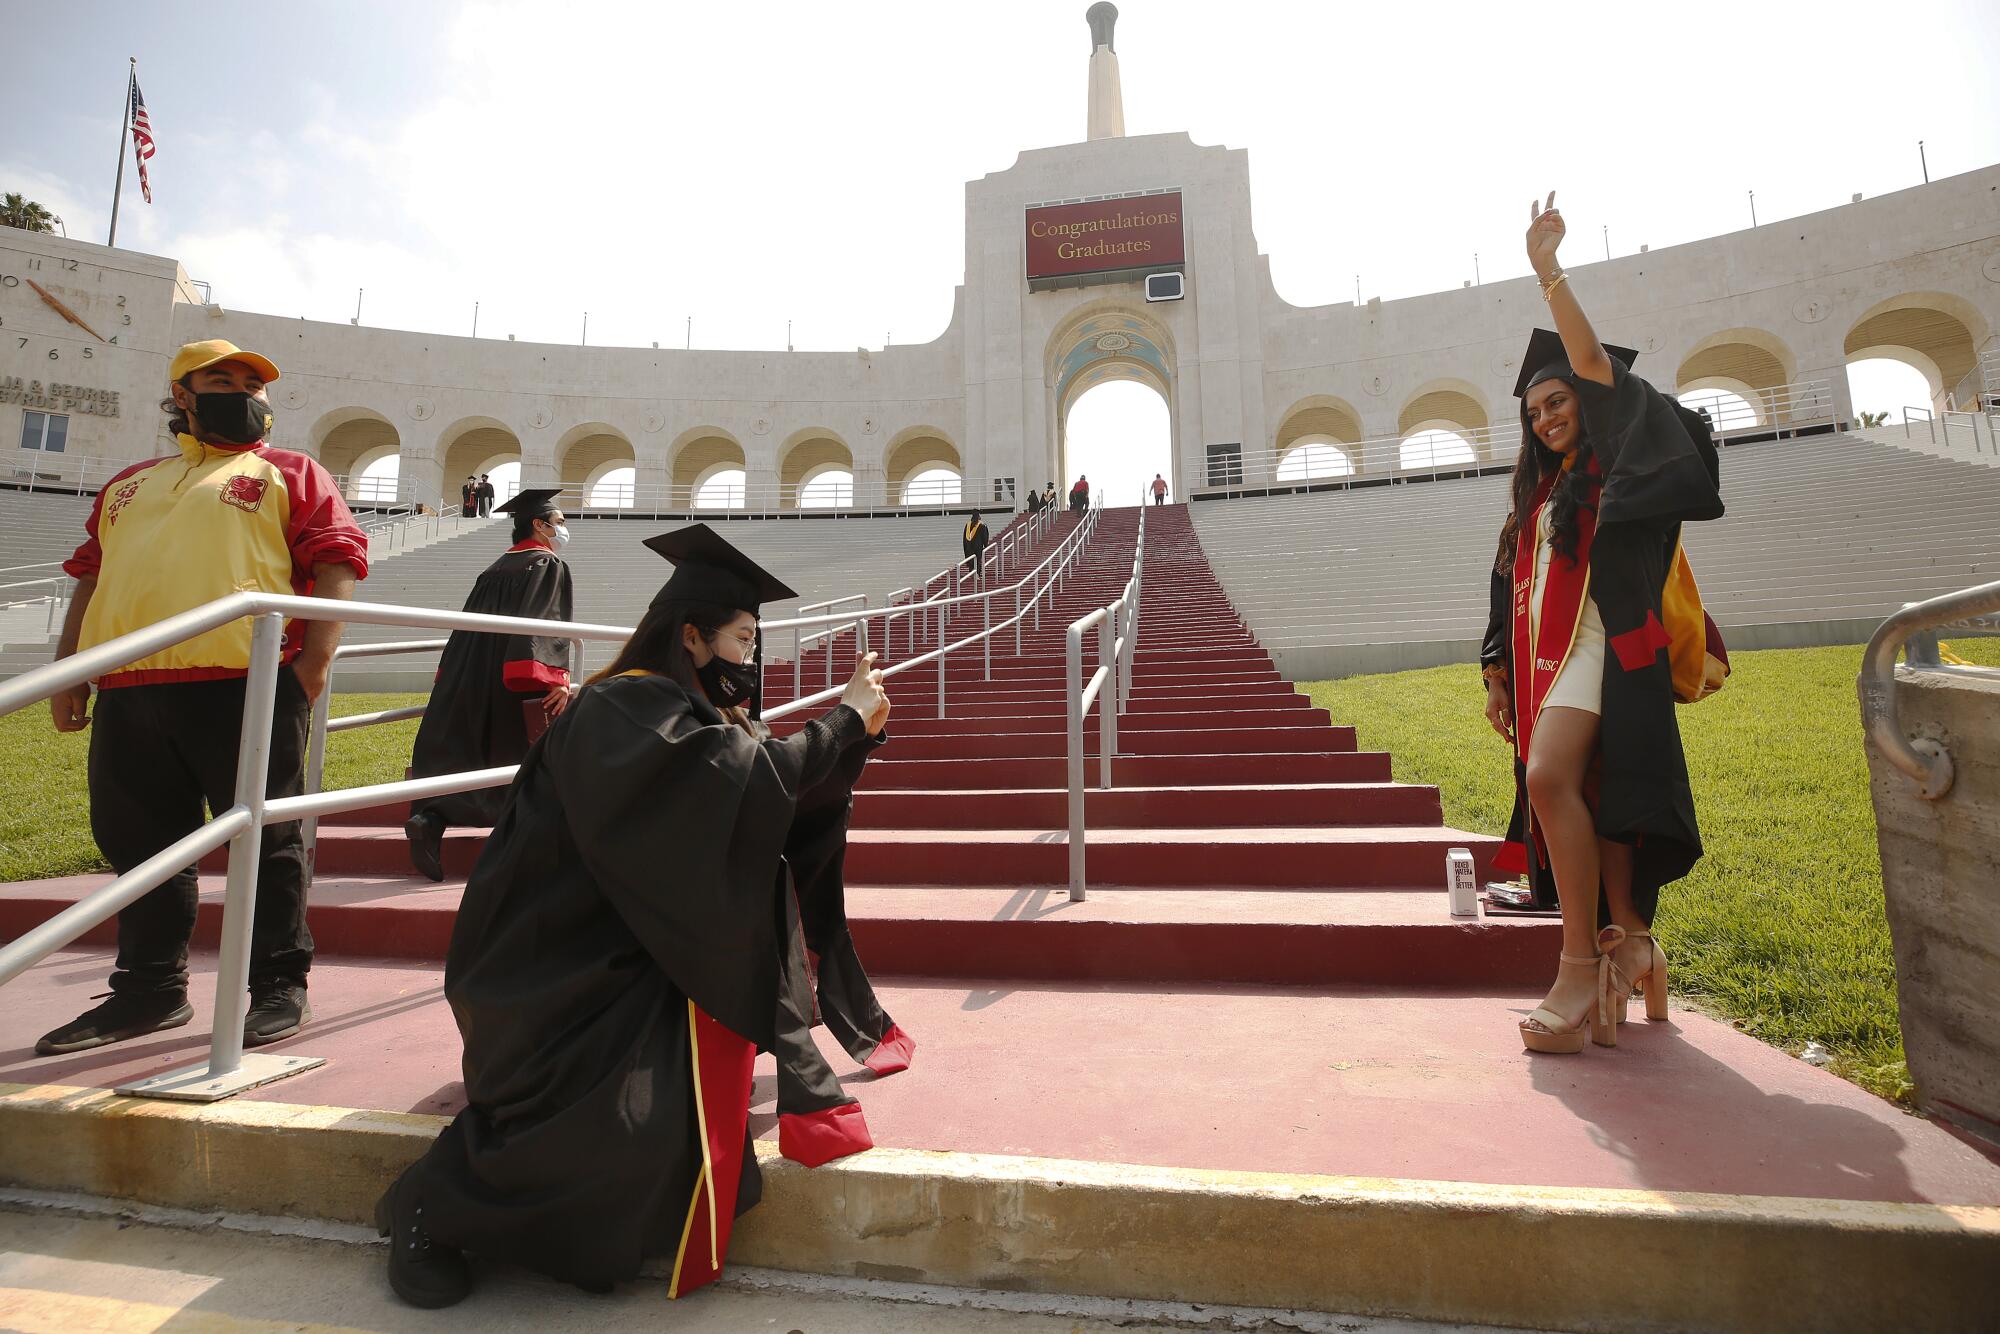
1304, 637, 2000, 1105
0, 694, 426, 884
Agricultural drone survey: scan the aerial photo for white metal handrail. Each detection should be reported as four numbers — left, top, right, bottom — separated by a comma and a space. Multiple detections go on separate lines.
763, 501, 1105, 723
1063, 505, 1145, 901
1859, 578, 2000, 800
0, 591, 633, 1101
1901, 404, 1998, 456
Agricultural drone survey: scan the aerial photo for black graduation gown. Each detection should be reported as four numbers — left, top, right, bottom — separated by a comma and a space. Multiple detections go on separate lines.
787, 731, 911, 1072
409, 546, 574, 828
961, 521, 989, 572
402, 676, 878, 1291
1481, 363, 1724, 922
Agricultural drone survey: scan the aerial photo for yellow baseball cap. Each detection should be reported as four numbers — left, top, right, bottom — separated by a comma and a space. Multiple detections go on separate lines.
168, 339, 281, 384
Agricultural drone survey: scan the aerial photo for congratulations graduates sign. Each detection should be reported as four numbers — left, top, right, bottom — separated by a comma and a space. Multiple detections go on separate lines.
1025, 191, 1184, 283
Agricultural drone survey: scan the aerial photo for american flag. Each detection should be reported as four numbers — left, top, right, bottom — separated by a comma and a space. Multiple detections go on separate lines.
129, 73, 155, 204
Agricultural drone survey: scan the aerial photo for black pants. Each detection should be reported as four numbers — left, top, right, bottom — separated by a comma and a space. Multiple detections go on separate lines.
88, 670, 314, 998
1070, 496, 1086, 514
1152, 493, 1164, 505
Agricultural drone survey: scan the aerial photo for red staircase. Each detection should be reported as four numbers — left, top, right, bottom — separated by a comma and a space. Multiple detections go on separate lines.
12, 504, 1537, 988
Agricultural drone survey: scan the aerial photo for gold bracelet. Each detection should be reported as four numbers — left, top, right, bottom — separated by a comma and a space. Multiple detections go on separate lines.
1539, 271, 1569, 301
1481, 663, 1509, 687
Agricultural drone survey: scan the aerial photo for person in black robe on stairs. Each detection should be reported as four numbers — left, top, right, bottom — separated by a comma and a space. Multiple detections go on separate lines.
1480, 193, 1725, 1056
404, 489, 574, 880
377, 524, 894, 1309
961, 514, 990, 584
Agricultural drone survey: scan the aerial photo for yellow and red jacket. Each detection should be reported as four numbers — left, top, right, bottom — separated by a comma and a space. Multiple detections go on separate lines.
64, 433, 371, 688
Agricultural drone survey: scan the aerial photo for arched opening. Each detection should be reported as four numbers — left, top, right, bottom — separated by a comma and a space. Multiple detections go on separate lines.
441, 418, 523, 506
1676, 329, 1795, 427
694, 466, 747, 509
1844, 294, 1984, 409
1677, 383, 1761, 433
1048, 304, 1177, 501
313, 411, 402, 501
904, 467, 962, 505
1843, 358, 1933, 427
1276, 437, 1356, 481
1397, 384, 1487, 470
558, 423, 637, 510
585, 465, 636, 508
353, 451, 401, 503
798, 466, 855, 508
669, 429, 746, 508
1064, 379, 1171, 508
884, 428, 962, 507
1400, 427, 1477, 470
779, 431, 855, 509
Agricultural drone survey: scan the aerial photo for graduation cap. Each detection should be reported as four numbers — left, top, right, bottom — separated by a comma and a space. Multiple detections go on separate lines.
643, 523, 799, 610
1514, 328, 1640, 398
494, 488, 562, 518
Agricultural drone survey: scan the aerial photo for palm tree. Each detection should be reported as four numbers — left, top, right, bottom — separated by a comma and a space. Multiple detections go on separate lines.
1858, 410, 1892, 430
1, 193, 59, 233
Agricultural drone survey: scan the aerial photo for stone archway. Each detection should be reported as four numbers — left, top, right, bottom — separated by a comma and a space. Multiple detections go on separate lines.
884, 427, 961, 505
1843, 292, 1988, 408
1045, 301, 1179, 493
556, 421, 637, 509
668, 427, 746, 508
778, 429, 855, 509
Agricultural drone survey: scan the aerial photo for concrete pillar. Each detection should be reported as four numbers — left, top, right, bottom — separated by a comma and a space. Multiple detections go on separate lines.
1864, 666, 2000, 1153
1085, 4, 1124, 140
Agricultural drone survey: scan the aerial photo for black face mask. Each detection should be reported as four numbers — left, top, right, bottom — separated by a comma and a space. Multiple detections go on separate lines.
192, 391, 274, 445
696, 652, 760, 710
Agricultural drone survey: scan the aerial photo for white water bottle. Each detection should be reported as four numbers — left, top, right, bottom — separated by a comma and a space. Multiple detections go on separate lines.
1446, 848, 1480, 918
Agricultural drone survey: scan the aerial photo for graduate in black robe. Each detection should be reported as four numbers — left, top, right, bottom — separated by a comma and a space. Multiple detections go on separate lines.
404, 489, 574, 881
961, 514, 990, 581
1479, 193, 1724, 1055
376, 524, 894, 1310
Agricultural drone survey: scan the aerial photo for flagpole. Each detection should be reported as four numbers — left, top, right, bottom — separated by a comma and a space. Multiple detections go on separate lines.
107, 58, 134, 247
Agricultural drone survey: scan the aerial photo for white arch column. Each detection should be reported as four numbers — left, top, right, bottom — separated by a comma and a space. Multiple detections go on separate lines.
399, 427, 445, 509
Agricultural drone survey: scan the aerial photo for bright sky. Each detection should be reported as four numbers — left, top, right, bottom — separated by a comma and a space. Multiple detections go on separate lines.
5, 0, 1996, 505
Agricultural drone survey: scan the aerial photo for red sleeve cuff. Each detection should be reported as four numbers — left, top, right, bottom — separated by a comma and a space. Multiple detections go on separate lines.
502, 659, 569, 692
1611, 611, 1673, 672
778, 1102, 873, 1167
862, 1023, 915, 1077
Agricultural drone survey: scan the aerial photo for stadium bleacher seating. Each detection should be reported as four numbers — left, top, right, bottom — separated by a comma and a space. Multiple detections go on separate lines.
1191, 430, 2000, 679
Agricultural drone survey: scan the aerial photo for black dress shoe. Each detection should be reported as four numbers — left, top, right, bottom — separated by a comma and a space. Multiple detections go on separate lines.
243, 984, 312, 1047
36, 991, 193, 1055
375, 1171, 471, 1309
405, 811, 446, 882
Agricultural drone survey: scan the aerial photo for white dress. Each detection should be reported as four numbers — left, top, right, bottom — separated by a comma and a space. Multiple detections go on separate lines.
1528, 503, 1604, 716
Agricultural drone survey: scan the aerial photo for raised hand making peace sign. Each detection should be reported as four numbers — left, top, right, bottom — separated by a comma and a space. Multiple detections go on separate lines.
1526, 190, 1565, 276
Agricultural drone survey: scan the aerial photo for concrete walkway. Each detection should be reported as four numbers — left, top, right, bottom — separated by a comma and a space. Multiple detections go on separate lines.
5, 948, 1996, 1205
0, 1204, 1516, 1334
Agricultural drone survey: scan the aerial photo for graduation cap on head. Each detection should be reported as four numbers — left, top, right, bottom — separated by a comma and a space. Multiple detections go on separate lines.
494, 488, 562, 518
643, 523, 799, 611
1514, 328, 1640, 398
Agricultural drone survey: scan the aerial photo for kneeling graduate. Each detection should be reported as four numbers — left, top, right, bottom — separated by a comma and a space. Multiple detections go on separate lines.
378, 524, 891, 1309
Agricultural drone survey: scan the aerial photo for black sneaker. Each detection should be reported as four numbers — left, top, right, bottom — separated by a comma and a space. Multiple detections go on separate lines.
405, 812, 445, 882
36, 991, 193, 1055
376, 1170, 471, 1309
243, 984, 312, 1047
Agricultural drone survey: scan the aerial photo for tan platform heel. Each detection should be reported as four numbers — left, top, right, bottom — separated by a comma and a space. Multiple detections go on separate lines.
1623, 928, 1669, 1022
1520, 953, 1602, 1054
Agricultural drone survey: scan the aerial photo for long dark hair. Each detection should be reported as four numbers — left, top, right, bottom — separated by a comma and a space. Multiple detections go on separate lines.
589, 598, 745, 695
159, 374, 195, 438
1494, 390, 1596, 572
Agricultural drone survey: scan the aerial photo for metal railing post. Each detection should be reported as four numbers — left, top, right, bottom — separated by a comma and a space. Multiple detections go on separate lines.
1099, 608, 1116, 787
208, 612, 285, 1077
301, 665, 334, 877
1066, 622, 1087, 901
1013, 583, 1023, 656
983, 595, 991, 679
937, 637, 948, 719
